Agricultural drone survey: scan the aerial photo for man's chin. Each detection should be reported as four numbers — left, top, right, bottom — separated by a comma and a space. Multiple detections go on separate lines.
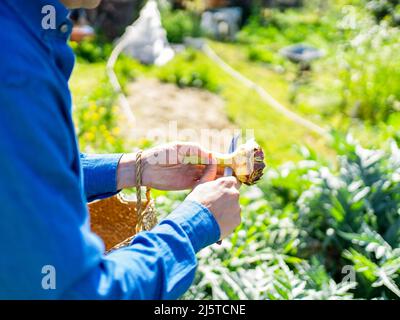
61, 0, 101, 9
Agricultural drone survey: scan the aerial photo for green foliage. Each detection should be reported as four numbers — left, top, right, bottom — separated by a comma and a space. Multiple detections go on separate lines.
237, 8, 339, 47
247, 46, 283, 65
161, 8, 202, 43
365, 0, 400, 26
73, 79, 124, 153
238, 3, 400, 125
336, 6, 400, 123
70, 39, 113, 63
114, 55, 139, 91
180, 137, 400, 300
156, 50, 220, 92
297, 136, 400, 298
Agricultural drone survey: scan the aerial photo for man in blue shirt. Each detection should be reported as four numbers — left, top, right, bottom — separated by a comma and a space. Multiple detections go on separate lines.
0, 0, 241, 299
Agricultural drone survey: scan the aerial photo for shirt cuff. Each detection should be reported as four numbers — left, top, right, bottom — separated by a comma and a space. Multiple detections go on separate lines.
80, 153, 123, 202
160, 200, 221, 253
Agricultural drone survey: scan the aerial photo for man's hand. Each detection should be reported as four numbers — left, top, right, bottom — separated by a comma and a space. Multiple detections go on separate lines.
117, 142, 222, 191
187, 176, 242, 240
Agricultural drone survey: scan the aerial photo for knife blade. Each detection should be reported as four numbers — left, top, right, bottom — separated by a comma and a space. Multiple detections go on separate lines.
217, 133, 240, 245
224, 133, 240, 176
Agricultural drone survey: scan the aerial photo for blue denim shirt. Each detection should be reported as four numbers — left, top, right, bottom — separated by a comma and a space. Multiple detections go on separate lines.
0, 0, 220, 299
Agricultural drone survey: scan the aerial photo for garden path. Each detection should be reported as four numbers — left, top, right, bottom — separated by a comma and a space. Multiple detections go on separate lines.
123, 78, 235, 151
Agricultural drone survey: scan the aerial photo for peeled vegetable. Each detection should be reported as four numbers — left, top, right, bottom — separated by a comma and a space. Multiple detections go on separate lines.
214, 139, 266, 185
185, 140, 266, 185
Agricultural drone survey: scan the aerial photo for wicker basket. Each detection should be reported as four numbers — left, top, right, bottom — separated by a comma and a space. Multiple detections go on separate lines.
88, 188, 157, 253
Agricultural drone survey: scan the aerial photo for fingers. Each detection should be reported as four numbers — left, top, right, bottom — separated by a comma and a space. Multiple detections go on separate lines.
201, 163, 218, 183
217, 176, 242, 190
235, 180, 242, 190
193, 164, 225, 182
194, 163, 217, 187
217, 177, 242, 230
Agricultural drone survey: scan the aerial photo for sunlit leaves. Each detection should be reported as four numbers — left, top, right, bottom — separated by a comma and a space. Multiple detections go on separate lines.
183, 137, 399, 300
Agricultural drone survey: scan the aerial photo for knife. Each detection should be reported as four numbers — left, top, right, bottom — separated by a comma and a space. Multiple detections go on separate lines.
217, 133, 240, 245
224, 133, 240, 176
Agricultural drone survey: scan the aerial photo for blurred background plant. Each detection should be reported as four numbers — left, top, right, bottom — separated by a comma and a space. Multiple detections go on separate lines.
156, 50, 221, 92
365, 0, 400, 26
161, 7, 202, 43
73, 79, 125, 153
336, 4, 400, 123
70, 38, 113, 63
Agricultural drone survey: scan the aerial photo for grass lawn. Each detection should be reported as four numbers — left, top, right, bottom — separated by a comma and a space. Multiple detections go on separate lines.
205, 41, 334, 164
206, 40, 400, 155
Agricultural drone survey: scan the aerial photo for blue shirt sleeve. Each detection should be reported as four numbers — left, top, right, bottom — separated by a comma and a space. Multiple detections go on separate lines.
80, 153, 123, 202
0, 0, 220, 300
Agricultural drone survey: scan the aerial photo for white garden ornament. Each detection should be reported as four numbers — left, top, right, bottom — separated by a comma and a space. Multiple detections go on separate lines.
117, 0, 174, 66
